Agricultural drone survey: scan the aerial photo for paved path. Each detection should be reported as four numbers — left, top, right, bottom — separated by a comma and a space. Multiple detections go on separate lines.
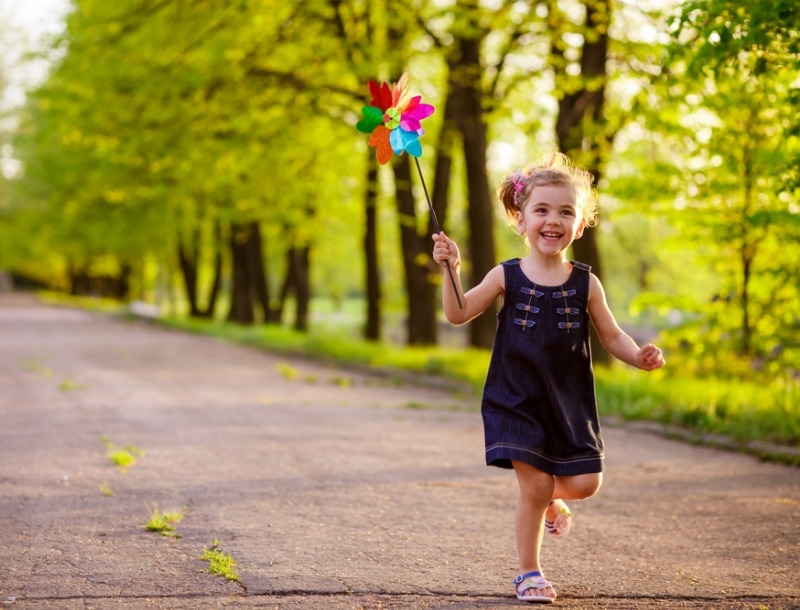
0, 293, 798, 609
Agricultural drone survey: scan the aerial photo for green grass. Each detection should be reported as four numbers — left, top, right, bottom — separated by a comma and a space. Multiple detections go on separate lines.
595, 368, 800, 447
201, 540, 239, 581
101, 435, 144, 471
145, 505, 184, 538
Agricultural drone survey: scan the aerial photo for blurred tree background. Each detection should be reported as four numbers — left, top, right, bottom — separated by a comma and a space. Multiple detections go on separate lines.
0, 0, 798, 387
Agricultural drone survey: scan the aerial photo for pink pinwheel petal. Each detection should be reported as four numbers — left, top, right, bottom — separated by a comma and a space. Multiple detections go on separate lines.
400, 101, 435, 132
407, 102, 435, 120
400, 117, 421, 132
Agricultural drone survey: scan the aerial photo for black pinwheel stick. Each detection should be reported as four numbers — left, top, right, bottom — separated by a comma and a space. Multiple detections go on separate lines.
414, 157, 463, 309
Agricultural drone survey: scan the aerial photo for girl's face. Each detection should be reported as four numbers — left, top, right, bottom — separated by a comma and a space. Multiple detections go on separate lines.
515, 183, 585, 257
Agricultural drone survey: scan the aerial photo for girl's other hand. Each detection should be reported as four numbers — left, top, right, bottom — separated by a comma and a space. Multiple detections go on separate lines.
637, 344, 665, 371
432, 232, 461, 270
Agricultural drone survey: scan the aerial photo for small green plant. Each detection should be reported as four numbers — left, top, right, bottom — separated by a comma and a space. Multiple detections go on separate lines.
145, 505, 184, 538
331, 376, 352, 388
277, 362, 299, 380
58, 377, 86, 392
98, 481, 114, 497
101, 435, 144, 471
20, 359, 53, 377
201, 539, 239, 581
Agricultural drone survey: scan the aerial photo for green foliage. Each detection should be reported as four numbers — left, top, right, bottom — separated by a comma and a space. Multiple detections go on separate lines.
607, 0, 800, 380
673, 0, 799, 74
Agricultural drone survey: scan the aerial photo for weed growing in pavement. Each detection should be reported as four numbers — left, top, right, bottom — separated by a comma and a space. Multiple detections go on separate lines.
58, 377, 86, 392
20, 359, 53, 377
145, 505, 184, 538
277, 362, 299, 379
98, 481, 114, 497
101, 434, 144, 471
201, 539, 239, 581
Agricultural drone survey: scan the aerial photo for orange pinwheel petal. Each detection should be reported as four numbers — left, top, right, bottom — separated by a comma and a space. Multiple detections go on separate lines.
369, 125, 394, 164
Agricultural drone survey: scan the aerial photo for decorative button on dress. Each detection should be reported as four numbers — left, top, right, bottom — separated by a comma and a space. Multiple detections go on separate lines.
482, 259, 604, 476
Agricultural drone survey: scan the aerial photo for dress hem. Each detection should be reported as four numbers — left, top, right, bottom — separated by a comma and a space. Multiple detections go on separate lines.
486, 443, 604, 476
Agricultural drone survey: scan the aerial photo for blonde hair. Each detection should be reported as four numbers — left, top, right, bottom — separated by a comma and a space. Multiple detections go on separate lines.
498, 152, 598, 227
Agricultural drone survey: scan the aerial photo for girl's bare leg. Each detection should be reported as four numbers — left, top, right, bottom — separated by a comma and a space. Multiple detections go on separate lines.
512, 466, 604, 599
512, 461, 556, 600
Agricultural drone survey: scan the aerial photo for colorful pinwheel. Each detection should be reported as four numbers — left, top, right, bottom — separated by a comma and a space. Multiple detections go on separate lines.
356, 73, 435, 165
355, 74, 462, 309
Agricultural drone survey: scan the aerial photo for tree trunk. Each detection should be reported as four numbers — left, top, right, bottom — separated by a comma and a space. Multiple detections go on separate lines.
550, 0, 612, 362
363, 153, 381, 341
393, 155, 438, 345
244, 221, 274, 323
178, 221, 223, 318
450, 35, 498, 349
227, 222, 255, 325
279, 246, 311, 332
294, 245, 310, 332
203, 220, 223, 318
177, 235, 200, 316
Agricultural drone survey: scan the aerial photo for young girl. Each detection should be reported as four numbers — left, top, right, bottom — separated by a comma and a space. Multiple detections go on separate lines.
431, 153, 664, 604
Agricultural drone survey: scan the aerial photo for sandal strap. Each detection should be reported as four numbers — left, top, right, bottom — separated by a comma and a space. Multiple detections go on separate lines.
514, 570, 552, 590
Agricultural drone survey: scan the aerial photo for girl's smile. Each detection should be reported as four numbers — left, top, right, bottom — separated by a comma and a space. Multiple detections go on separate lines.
516, 184, 585, 257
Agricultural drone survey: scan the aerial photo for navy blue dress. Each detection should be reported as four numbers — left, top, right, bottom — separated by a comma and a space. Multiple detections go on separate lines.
482, 259, 604, 476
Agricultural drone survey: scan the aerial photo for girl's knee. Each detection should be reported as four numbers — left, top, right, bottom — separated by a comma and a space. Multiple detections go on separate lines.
559, 472, 602, 500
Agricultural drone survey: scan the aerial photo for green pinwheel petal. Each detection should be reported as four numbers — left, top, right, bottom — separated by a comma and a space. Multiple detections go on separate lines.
356, 106, 384, 133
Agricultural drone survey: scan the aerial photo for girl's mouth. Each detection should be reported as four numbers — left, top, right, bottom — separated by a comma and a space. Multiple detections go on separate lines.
541, 232, 562, 240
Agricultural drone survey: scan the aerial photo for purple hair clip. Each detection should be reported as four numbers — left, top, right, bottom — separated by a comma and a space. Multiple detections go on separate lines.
512, 170, 526, 203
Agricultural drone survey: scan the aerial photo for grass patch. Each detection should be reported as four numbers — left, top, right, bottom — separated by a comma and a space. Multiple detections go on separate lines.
201, 539, 239, 581
58, 377, 86, 392
145, 505, 184, 538
20, 359, 53, 377
595, 367, 800, 448
101, 435, 144, 471
276, 362, 299, 380
38, 290, 126, 314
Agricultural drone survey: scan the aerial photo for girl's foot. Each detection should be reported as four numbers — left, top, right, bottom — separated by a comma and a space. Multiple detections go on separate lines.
514, 570, 556, 603
545, 499, 572, 538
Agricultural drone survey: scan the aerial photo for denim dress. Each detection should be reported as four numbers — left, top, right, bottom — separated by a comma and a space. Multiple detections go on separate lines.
482, 259, 604, 476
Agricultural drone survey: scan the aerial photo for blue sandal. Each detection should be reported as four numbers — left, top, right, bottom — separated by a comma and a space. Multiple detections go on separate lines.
514, 570, 555, 604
